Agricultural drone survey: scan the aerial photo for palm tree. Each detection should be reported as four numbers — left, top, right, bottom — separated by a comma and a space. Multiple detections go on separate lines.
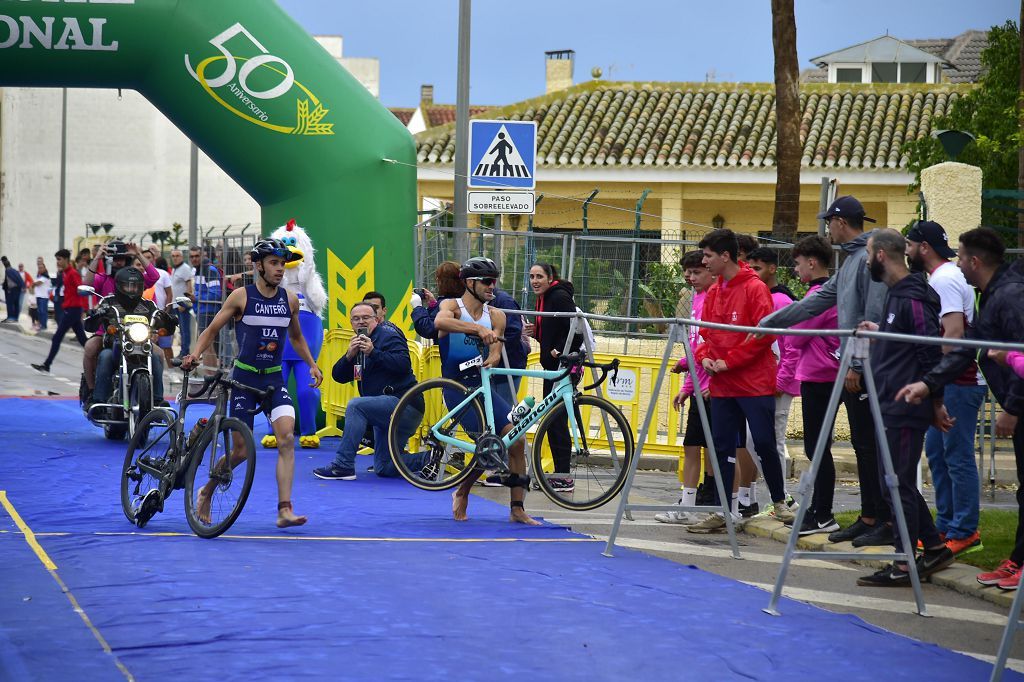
771, 0, 801, 243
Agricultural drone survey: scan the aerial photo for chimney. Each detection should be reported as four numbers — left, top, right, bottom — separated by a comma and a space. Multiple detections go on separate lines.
420, 84, 434, 106
545, 50, 575, 94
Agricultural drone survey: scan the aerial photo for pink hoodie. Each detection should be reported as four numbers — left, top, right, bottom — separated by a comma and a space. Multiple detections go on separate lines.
1008, 351, 1024, 379
772, 291, 800, 396
788, 280, 840, 383
676, 289, 710, 396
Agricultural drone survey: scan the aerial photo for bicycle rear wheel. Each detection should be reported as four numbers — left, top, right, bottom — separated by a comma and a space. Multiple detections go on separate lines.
388, 378, 484, 491
184, 417, 256, 538
121, 408, 177, 526
531, 395, 634, 511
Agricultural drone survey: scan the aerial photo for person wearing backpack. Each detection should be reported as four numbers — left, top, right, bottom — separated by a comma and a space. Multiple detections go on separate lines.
526, 262, 584, 493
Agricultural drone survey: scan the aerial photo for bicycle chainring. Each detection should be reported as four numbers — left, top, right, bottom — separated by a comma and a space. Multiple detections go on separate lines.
473, 433, 507, 470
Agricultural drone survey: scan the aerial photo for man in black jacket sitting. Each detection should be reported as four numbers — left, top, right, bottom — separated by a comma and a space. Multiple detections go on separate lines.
856, 228, 955, 587
312, 302, 427, 481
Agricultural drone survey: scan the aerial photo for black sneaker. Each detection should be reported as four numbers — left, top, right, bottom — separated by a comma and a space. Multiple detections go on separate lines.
828, 517, 872, 543
799, 515, 841, 536
738, 501, 760, 518
856, 563, 911, 587
696, 479, 717, 506
852, 523, 895, 548
549, 477, 575, 493
31, 363, 50, 373
917, 546, 955, 579
313, 464, 356, 480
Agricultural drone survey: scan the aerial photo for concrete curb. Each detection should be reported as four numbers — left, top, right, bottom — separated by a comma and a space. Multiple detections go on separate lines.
741, 516, 1016, 609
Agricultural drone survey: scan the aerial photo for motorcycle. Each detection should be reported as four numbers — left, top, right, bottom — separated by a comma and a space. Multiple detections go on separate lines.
77, 285, 188, 440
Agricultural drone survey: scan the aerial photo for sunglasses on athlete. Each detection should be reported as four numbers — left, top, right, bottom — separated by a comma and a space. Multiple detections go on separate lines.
468, 277, 497, 286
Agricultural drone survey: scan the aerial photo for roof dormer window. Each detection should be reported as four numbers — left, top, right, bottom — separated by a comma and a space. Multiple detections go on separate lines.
810, 36, 950, 84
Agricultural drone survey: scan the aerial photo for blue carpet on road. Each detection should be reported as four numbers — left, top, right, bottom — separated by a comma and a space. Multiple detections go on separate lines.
0, 398, 1015, 681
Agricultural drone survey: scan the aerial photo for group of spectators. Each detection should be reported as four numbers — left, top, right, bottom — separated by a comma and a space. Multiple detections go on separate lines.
312, 256, 584, 525
660, 195, 1024, 590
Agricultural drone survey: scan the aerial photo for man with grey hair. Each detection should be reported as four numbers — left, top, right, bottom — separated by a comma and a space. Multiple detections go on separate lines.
758, 196, 891, 547
854, 228, 954, 586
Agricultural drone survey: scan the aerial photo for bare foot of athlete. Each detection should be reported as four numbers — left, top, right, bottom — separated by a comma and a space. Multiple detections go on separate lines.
452, 490, 470, 521
277, 502, 308, 528
510, 508, 541, 526
196, 485, 213, 524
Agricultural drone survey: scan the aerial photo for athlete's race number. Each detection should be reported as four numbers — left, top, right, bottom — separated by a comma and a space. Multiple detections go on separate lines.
185, 23, 294, 100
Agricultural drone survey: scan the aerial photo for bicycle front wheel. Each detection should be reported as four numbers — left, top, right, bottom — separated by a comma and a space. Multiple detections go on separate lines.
121, 408, 177, 525
184, 417, 256, 538
531, 395, 634, 511
388, 378, 485, 491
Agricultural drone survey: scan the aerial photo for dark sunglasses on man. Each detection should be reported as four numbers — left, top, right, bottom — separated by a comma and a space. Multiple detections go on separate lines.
468, 277, 496, 286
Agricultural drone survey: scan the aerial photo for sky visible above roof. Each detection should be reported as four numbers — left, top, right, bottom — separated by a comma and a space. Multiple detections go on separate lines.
277, 0, 1014, 107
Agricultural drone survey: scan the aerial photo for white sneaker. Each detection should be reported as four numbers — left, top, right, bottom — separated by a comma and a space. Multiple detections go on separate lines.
654, 510, 703, 525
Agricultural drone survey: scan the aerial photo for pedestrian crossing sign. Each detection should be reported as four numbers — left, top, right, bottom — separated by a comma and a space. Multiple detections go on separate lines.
468, 119, 537, 189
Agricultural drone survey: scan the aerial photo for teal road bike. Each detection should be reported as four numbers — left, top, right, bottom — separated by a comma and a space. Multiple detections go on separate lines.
387, 341, 634, 511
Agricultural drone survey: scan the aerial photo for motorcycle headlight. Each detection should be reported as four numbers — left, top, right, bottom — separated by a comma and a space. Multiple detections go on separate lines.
127, 322, 151, 344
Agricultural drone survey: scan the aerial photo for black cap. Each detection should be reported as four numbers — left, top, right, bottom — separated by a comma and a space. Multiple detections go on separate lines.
816, 196, 876, 223
906, 220, 956, 259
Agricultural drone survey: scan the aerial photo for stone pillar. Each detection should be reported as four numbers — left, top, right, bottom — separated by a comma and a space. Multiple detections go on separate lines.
920, 162, 982, 242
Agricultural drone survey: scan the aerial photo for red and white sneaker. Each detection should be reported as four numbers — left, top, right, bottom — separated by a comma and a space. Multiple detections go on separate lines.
977, 559, 1020, 587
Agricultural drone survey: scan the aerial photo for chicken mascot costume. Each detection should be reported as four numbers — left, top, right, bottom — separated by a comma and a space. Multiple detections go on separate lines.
262, 219, 326, 448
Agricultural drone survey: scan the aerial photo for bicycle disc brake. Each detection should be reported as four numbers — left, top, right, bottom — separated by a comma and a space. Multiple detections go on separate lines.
474, 433, 506, 470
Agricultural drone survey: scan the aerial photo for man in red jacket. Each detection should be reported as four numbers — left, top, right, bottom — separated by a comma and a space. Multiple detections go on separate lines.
687, 229, 796, 533
32, 249, 88, 372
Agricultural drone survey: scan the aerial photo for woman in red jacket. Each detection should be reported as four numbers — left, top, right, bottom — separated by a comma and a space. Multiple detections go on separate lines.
687, 230, 796, 533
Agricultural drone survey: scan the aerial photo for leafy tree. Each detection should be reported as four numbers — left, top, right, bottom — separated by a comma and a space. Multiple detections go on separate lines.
903, 20, 1021, 240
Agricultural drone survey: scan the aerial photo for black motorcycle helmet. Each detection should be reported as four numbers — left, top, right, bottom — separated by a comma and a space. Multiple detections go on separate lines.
114, 266, 145, 309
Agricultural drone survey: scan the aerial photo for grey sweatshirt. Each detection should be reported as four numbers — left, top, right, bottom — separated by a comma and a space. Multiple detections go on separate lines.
758, 229, 888, 372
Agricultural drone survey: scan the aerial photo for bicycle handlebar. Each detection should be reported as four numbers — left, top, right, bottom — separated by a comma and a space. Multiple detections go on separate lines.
556, 353, 620, 390
171, 359, 270, 404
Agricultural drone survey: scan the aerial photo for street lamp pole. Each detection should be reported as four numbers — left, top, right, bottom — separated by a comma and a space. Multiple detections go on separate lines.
453, 0, 471, 262
58, 88, 68, 250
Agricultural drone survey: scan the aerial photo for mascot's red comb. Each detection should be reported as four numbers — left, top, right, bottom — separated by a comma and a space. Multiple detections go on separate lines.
286, 218, 296, 232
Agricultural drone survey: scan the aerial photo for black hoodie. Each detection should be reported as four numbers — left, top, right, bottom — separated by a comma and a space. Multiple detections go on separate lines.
923, 259, 1024, 416
872, 272, 943, 429
534, 279, 583, 371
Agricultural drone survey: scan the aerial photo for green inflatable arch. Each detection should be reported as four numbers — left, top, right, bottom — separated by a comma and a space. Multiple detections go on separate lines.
0, 0, 416, 330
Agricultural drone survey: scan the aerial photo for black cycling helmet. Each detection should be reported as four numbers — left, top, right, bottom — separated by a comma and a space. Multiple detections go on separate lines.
459, 257, 499, 280
114, 266, 145, 301
251, 238, 301, 263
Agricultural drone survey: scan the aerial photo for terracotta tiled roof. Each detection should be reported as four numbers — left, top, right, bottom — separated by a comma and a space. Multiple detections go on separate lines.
424, 105, 494, 128
416, 82, 970, 171
390, 107, 415, 125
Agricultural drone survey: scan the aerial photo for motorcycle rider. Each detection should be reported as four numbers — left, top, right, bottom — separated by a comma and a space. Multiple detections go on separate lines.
82, 240, 161, 404
86, 267, 175, 414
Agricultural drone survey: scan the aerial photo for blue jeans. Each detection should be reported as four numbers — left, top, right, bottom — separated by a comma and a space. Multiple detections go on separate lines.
177, 308, 191, 355
333, 394, 426, 476
35, 297, 48, 329
94, 347, 165, 404
925, 383, 985, 539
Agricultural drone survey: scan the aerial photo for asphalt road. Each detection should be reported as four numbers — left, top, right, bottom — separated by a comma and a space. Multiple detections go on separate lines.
2, 322, 1022, 674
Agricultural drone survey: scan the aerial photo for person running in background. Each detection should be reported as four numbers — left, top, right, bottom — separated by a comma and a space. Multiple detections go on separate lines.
32, 249, 88, 372
657, 250, 717, 524
786, 236, 841, 535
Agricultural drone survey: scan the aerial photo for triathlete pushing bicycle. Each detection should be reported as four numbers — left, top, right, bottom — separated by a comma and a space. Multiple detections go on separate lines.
434, 257, 540, 526
181, 238, 323, 529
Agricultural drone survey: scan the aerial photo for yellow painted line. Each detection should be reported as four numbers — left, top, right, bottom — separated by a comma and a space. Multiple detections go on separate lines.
0, 491, 134, 682
0, 490, 57, 570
